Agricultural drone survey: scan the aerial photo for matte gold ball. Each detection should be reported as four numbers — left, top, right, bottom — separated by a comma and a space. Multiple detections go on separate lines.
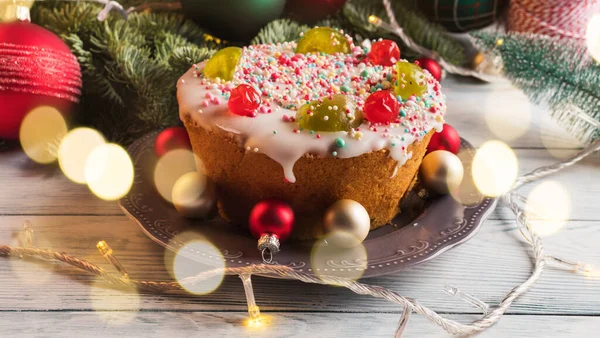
172, 172, 216, 218
420, 150, 464, 195
323, 199, 370, 248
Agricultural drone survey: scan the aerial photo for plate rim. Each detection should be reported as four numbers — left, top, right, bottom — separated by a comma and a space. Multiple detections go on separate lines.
119, 131, 497, 279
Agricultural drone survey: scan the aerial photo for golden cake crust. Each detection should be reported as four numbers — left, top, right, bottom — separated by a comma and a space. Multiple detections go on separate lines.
184, 116, 432, 239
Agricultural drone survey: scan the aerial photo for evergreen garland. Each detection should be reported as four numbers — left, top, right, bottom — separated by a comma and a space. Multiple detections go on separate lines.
13, 0, 468, 145
472, 32, 600, 143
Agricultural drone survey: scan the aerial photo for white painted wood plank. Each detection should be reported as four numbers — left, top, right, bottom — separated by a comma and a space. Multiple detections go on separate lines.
1, 147, 598, 220
0, 150, 121, 215
0, 216, 598, 314
0, 312, 597, 338
444, 77, 584, 150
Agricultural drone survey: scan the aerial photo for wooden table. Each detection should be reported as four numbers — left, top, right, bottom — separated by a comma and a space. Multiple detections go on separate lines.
1, 77, 599, 337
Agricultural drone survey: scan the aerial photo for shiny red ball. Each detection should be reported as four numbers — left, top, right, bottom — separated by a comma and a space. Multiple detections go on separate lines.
363, 90, 400, 124
427, 124, 461, 154
368, 40, 400, 66
415, 57, 442, 82
249, 200, 295, 242
228, 84, 261, 117
154, 126, 192, 157
0, 22, 81, 140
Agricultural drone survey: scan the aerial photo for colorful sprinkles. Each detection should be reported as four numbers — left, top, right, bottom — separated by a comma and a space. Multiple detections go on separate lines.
184, 37, 446, 166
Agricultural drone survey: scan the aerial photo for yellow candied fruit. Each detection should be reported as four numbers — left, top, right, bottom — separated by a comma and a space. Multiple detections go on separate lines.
394, 61, 427, 99
203, 47, 242, 81
296, 94, 362, 132
296, 27, 351, 55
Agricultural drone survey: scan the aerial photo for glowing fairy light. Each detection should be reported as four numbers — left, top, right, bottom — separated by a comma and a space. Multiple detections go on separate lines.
9, 229, 54, 285
153, 149, 199, 203
89, 277, 140, 325
245, 314, 273, 330
165, 232, 225, 295
525, 180, 571, 237
310, 232, 367, 284
19, 106, 68, 164
84, 143, 134, 200
472, 140, 518, 197
58, 128, 106, 184
0, 0, 34, 22
586, 15, 600, 62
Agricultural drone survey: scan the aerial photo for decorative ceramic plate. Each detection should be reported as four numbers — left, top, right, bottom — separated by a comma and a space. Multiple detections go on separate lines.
119, 132, 496, 278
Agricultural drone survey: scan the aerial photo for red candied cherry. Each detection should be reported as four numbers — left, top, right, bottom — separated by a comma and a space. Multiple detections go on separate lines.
368, 40, 400, 66
363, 90, 400, 124
228, 84, 261, 117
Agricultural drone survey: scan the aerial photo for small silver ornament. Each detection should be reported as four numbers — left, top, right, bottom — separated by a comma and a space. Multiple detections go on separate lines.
420, 150, 464, 195
323, 199, 370, 248
171, 172, 216, 218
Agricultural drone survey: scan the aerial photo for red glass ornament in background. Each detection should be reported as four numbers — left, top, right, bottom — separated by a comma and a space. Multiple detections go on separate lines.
249, 199, 295, 263
415, 57, 442, 82
363, 90, 400, 124
427, 124, 461, 155
0, 21, 81, 140
154, 126, 192, 158
228, 84, 261, 117
367, 40, 400, 66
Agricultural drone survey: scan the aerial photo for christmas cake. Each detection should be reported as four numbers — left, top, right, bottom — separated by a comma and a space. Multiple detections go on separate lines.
177, 28, 445, 238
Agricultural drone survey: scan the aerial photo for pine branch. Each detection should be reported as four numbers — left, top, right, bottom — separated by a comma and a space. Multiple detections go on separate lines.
251, 19, 310, 45
472, 32, 600, 143
28, 1, 216, 144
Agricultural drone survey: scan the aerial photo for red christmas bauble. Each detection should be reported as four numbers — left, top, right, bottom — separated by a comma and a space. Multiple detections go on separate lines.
154, 126, 192, 157
368, 40, 400, 66
427, 124, 461, 155
415, 57, 442, 82
285, 0, 348, 23
228, 84, 261, 117
0, 21, 81, 140
363, 90, 400, 124
249, 200, 294, 242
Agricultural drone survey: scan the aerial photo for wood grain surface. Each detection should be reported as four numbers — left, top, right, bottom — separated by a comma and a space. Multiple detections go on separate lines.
0, 77, 598, 337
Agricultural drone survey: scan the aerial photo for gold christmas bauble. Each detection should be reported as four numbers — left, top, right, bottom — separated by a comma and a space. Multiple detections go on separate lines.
420, 150, 464, 195
171, 172, 216, 218
323, 199, 370, 248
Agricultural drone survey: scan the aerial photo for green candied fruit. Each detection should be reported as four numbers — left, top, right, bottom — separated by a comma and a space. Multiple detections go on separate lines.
296, 94, 363, 132
202, 46, 242, 81
394, 61, 428, 99
296, 27, 351, 55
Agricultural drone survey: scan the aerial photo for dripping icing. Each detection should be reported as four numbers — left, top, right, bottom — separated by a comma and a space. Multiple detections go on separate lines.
177, 42, 445, 183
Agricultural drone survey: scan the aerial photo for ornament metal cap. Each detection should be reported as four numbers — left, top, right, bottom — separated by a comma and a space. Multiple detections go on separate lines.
257, 234, 280, 264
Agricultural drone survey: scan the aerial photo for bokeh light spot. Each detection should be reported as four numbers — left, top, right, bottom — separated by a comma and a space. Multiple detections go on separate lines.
450, 148, 484, 206
85, 143, 134, 200
154, 149, 199, 203
472, 140, 518, 197
311, 233, 367, 284
19, 106, 67, 164
587, 15, 600, 62
89, 277, 140, 326
484, 93, 531, 141
58, 128, 106, 184
539, 110, 584, 159
525, 180, 571, 237
165, 232, 225, 295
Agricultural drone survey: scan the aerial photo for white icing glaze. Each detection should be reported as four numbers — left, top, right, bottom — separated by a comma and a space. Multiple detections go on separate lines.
177, 41, 445, 183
